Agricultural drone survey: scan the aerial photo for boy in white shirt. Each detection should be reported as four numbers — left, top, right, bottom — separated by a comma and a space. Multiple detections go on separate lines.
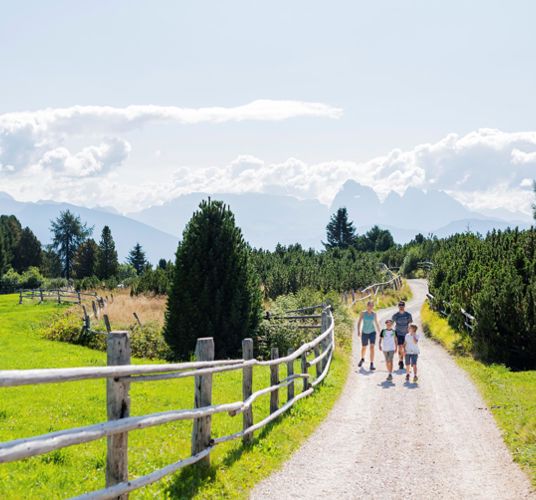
379, 319, 397, 381
404, 323, 420, 382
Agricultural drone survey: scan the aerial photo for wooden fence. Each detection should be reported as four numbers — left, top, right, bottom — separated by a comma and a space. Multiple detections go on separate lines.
341, 273, 403, 306
18, 289, 99, 305
426, 292, 475, 332
0, 305, 335, 499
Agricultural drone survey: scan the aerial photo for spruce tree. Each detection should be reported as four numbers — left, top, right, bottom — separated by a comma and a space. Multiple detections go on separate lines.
41, 249, 62, 278
324, 207, 356, 249
97, 226, 119, 279
50, 210, 92, 280
74, 239, 99, 278
164, 199, 262, 359
127, 243, 147, 275
0, 215, 22, 267
13, 227, 42, 273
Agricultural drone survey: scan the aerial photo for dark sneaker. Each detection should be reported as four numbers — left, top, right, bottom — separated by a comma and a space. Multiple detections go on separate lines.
405, 374, 410, 382
413, 376, 419, 383
387, 373, 393, 381
370, 363, 376, 371
358, 358, 364, 367
399, 360, 404, 370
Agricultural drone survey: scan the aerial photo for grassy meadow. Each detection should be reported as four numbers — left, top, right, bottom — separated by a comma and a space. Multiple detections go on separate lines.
0, 293, 351, 499
421, 302, 536, 486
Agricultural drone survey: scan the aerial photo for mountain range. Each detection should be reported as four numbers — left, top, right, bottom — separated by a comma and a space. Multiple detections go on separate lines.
0, 182, 531, 262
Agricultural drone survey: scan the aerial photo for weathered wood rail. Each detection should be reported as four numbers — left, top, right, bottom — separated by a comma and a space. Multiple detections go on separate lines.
341, 273, 403, 305
0, 305, 335, 499
426, 292, 476, 331
18, 288, 100, 305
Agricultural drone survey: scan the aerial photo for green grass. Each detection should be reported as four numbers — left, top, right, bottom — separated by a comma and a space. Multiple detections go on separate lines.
421, 302, 536, 486
0, 294, 350, 499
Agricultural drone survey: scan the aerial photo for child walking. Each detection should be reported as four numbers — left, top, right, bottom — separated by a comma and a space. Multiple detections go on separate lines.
379, 319, 397, 381
404, 323, 420, 382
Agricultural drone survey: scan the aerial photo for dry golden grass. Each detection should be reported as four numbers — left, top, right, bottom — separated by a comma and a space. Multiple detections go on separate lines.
101, 289, 167, 329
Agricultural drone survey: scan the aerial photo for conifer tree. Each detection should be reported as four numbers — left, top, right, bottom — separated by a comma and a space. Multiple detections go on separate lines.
74, 239, 99, 278
164, 199, 262, 359
127, 243, 147, 275
50, 210, 92, 280
324, 207, 356, 249
13, 227, 42, 273
97, 226, 119, 279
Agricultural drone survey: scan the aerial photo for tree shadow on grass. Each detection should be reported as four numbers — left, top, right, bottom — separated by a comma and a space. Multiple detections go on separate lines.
166, 418, 282, 499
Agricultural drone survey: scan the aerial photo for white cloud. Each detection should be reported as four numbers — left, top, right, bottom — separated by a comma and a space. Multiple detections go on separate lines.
1, 124, 535, 216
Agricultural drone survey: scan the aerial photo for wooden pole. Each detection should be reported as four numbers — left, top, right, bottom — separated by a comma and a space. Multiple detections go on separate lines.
19, 290, 22, 305
133, 312, 142, 327
313, 343, 321, 378
106, 331, 131, 499
191, 337, 214, 467
57, 290, 61, 304
286, 348, 294, 402
92, 300, 98, 319
320, 308, 330, 372
270, 347, 279, 414
301, 352, 309, 391
40, 289, 44, 303
103, 314, 112, 334
82, 305, 91, 331
242, 338, 254, 444
77, 291, 81, 304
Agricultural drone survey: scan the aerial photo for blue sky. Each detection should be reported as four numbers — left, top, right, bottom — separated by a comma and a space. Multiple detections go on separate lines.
0, 1, 535, 214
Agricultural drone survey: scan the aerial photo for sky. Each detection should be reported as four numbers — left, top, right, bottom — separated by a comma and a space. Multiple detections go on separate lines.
0, 0, 535, 215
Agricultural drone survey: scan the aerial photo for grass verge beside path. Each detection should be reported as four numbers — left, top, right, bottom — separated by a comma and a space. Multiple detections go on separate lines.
0, 294, 351, 499
421, 302, 536, 486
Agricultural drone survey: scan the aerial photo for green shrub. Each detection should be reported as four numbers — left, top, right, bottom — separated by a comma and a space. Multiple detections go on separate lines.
43, 312, 171, 359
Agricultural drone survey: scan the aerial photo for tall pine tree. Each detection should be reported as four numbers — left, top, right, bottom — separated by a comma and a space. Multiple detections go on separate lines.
97, 226, 119, 279
13, 227, 42, 273
50, 210, 92, 280
0, 215, 22, 267
127, 243, 147, 275
164, 199, 262, 359
324, 207, 356, 249
74, 239, 99, 278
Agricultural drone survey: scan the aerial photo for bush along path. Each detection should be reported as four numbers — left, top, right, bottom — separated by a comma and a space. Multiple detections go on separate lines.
251, 280, 534, 500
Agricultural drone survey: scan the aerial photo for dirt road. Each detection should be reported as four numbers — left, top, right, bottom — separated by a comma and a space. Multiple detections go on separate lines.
251, 279, 534, 499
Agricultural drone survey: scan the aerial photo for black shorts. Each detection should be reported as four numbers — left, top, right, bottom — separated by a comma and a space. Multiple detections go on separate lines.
396, 335, 405, 347
361, 332, 376, 346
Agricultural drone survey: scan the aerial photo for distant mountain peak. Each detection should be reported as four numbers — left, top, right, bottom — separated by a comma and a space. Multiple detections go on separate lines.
0, 191, 15, 201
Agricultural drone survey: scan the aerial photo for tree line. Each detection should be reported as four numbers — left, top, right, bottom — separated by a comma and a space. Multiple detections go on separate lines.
0, 210, 170, 293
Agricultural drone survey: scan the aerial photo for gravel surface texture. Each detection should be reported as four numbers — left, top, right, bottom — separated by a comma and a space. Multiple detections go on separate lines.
251, 279, 534, 500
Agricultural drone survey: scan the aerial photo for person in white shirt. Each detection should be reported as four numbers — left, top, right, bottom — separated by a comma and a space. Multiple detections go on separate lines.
379, 319, 397, 381
404, 323, 421, 382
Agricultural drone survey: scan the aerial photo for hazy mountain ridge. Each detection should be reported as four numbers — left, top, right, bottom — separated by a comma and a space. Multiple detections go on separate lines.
0, 183, 530, 261
0, 195, 178, 263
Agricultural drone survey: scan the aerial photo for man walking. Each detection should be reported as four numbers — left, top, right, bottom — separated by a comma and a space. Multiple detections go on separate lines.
392, 301, 413, 369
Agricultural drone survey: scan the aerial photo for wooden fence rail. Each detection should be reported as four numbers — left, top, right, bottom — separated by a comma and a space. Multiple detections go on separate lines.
18, 289, 99, 305
426, 292, 475, 331
0, 305, 335, 499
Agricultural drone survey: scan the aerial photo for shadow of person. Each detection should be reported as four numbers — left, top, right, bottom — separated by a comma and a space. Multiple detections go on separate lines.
356, 367, 375, 376
403, 381, 419, 389
378, 380, 395, 389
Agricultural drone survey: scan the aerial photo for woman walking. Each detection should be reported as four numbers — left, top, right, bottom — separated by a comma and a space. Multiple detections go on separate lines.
357, 300, 381, 370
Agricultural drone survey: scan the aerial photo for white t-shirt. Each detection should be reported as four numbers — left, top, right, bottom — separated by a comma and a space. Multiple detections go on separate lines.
404, 333, 421, 354
381, 329, 397, 352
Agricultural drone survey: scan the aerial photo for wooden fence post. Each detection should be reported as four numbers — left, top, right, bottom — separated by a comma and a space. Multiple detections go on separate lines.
313, 342, 321, 378
270, 348, 279, 414
133, 312, 142, 327
77, 291, 81, 304
19, 290, 22, 305
320, 307, 330, 371
301, 351, 309, 391
103, 314, 112, 334
57, 290, 61, 304
191, 337, 214, 467
92, 300, 98, 319
286, 348, 294, 401
40, 289, 44, 303
242, 338, 253, 444
106, 331, 131, 498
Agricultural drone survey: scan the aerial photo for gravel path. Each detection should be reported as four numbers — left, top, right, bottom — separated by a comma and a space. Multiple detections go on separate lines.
251, 279, 534, 499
